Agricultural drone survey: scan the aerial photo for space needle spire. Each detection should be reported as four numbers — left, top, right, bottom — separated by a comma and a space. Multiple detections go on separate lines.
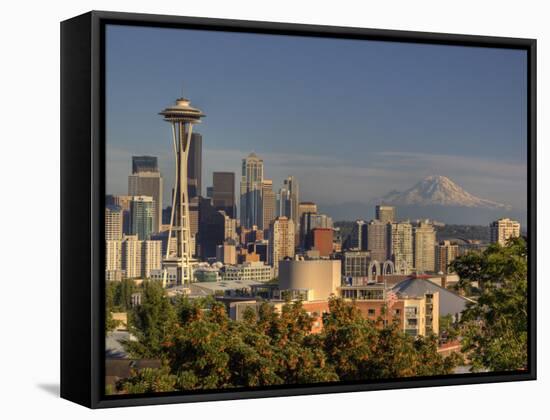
159, 96, 205, 287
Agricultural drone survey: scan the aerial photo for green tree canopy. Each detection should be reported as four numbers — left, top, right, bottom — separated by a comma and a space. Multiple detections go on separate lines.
451, 237, 528, 371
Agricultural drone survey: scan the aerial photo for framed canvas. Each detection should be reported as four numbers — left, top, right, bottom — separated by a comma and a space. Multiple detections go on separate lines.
60, 11, 536, 408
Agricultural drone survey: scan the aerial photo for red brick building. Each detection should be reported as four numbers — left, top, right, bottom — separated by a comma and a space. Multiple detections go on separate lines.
311, 228, 333, 257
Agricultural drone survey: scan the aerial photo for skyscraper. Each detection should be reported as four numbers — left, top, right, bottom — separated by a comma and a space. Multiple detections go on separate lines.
413, 220, 436, 273
375, 205, 396, 224
261, 179, 276, 231
240, 153, 264, 229
302, 212, 333, 249
142, 240, 162, 278
122, 235, 142, 279
197, 210, 233, 259
132, 156, 158, 174
187, 132, 202, 199
107, 195, 132, 234
277, 176, 299, 224
489, 218, 521, 245
212, 171, 236, 218
128, 159, 163, 233
268, 216, 295, 275
349, 220, 367, 250
129, 196, 155, 240
121, 235, 162, 279
105, 240, 122, 272
435, 240, 459, 274
277, 176, 299, 246
388, 221, 413, 274
298, 202, 318, 247
366, 220, 388, 262
105, 205, 123, 241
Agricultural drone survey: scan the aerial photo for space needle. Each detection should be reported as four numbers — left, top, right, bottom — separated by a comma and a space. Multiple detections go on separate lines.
159, 96, 205, 287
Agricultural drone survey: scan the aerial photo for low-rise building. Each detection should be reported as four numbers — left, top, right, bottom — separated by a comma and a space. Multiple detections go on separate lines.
223, 261, 273, 282
189, 279, 264, 297
339, 283, 439, 336
194, 263, 222, 282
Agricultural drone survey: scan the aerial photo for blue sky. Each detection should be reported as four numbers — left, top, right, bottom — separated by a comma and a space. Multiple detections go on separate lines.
106, 24, 527, 214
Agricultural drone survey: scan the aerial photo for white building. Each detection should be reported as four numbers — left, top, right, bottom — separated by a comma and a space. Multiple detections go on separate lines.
413, 220, 436, 273
121, 235, 162, 279
223, 261, 274, 282
490, 218, 521, 246
389, 221, 413, 274
268, 216, 295, 276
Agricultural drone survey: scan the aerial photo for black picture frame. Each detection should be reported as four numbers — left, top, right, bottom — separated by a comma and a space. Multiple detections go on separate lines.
61, 10, 537, 409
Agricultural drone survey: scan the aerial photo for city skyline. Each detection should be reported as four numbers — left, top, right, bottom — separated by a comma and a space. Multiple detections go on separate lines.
106, 24, 527, 223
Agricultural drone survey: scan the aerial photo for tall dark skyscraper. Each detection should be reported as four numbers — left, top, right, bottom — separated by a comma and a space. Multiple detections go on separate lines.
188, 132, 202, 199
212, 172, 236, 218
132, 156, 158, 174
366, 219, 388, 262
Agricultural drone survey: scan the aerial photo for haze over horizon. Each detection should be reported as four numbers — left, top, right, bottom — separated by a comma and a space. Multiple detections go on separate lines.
105, 24, 528, 225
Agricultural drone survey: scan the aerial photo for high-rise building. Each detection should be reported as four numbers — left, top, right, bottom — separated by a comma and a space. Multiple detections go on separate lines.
107, 195, 132, 234
366, 220, 387, 261
268, 216, 295, 275
388, 221, 413, 274
302, 212, 333, 249
132, 156, 158, 174
240, 153, 264, 229
106, 240, 122, 272
189, 196, 200, 238
277, 177, 300, 240
261, 179, 276, 231
489, 218, 521, 246
129, 196, 155, 240
128, 163, 163, 233
375, 205, 396, 224
142, 240, 162, 278
414, 220, 436, 273
122, 235, 142, 278
435, 240, 459, 274
121, 235, 162, 279
212, 171, 236, 218
311, 228, 334, 257
298, 202, 318, 247
187, 132, 202, 199
198, 209, 236, 260
105, 205, 123, 241
349, 220, 367, 250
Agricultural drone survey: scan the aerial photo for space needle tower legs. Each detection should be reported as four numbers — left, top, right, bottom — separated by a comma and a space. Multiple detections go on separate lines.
159, 97, 205, 287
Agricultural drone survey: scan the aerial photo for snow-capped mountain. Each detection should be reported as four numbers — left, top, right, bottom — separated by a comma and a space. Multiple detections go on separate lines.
379, 175, 511, 210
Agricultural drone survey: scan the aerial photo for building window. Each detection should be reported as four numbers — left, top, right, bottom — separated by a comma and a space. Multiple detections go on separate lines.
368, 309, 376, 316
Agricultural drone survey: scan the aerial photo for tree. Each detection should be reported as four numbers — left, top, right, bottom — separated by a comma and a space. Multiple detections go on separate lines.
124, 281, 178, 359
439, 314, 459, 342
452, 237, 528, 371
117, 293, 458, 394
117, 365, 177, 394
